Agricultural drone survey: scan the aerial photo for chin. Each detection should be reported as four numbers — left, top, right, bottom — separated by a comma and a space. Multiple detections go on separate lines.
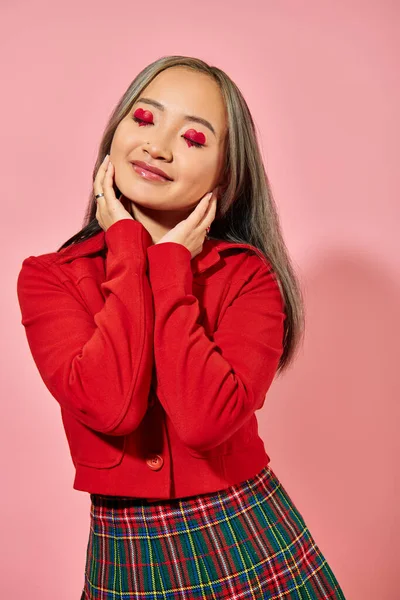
121, 193, 173, 211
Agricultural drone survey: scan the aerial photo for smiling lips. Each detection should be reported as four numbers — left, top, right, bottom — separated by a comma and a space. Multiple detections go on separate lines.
131, 160, 172, 182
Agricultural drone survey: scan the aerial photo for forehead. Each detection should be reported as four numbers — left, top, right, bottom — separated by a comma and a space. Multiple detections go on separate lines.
140, 67, 227, 138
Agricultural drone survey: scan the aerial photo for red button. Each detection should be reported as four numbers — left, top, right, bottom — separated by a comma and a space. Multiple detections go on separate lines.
146, 454, 163, 470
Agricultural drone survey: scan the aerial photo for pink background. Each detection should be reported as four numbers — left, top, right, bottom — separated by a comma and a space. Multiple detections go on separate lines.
2, 1, 398, 598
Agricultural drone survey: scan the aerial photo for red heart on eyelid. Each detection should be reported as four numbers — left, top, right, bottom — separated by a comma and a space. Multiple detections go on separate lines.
186, 129, 206, 144
134, 108, 153, 121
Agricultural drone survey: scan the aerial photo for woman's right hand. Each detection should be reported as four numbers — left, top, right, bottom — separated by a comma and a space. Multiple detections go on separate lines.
94, 154, 133, 232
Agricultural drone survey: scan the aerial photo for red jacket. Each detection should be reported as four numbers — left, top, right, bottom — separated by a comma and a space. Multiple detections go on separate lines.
17, 219, 286, 500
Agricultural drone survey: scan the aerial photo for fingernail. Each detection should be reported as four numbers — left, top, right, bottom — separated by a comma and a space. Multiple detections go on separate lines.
104, 154, 109, 162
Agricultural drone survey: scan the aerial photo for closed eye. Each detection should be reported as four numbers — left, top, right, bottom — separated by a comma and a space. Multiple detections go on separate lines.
132, 116, 153, 127
132, 116, 204, 148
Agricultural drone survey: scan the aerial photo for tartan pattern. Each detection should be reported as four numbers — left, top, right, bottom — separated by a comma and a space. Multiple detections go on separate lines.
81, 465, 346, 599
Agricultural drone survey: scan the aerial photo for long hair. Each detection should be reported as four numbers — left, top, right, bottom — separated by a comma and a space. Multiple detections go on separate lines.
57, 55, 305, 374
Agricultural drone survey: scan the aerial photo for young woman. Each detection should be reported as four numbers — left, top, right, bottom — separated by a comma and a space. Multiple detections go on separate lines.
17, 55, 346, 599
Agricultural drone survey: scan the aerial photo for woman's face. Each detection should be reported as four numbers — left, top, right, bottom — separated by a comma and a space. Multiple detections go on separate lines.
110, 67, 228, 216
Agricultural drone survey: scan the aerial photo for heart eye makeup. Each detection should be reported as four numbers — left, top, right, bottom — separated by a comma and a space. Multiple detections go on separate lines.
132, 108, 206, 148
133, 107, 154, 125
183, 129, 206, 148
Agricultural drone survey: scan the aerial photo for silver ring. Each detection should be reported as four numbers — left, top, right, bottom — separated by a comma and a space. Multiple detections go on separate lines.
95, 193, 104, 200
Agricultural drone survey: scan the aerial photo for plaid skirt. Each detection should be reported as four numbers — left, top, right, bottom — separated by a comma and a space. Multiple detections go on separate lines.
80, 464, 346, 599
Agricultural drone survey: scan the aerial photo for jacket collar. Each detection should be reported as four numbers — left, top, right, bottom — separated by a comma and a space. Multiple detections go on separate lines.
57, 228, 261, 275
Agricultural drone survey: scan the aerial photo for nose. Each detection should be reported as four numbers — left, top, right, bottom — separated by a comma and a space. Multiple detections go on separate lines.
144, 139, 173, 162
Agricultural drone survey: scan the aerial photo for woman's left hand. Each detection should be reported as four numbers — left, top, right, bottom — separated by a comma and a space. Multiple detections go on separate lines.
155, 189, 218, 259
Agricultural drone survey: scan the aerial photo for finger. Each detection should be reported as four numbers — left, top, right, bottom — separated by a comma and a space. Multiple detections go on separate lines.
196, 193, 216, 228
102, 161, 118, 207
93, 155, 110, 197
94, 169, 108, 209
196, 191, 213, 211
197, 194, 217, 230
96, 154, 110, 184
95, 160, 114, 208
186, 192, 213, 227
94, 165, 113, 222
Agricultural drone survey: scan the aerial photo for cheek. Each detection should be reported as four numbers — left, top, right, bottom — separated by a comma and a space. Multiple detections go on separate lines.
176, 156, 218, 203
111, 122, 137, 152
183, 151, 220, 184
187, 142, 216, 166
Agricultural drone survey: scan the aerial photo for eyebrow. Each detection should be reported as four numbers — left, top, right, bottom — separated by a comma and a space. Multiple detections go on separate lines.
135, 96, 216, 137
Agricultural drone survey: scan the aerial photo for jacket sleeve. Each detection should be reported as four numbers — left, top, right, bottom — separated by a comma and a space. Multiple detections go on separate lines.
16, 219, 154, 436
146, 242, 286, 453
